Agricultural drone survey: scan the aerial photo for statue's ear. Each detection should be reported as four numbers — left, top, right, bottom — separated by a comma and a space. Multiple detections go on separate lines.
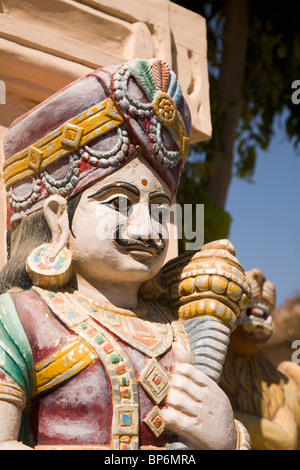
26, 196, 73, 289
43, 195, 70, 259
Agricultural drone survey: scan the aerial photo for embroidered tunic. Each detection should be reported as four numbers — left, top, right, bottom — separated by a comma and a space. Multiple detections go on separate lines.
0, 288, 188, 450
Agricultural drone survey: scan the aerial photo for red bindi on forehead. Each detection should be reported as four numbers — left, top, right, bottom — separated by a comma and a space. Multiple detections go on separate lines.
141, 179, 148, 186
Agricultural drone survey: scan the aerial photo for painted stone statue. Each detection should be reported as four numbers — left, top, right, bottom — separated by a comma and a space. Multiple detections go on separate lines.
220, 268, 300, 450
0, 58, 251, 450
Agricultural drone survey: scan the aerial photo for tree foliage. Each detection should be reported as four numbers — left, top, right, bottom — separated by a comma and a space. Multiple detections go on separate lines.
174, 0, 300, 249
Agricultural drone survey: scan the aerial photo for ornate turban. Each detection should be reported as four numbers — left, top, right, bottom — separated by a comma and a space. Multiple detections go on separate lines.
3, 58, 191, 225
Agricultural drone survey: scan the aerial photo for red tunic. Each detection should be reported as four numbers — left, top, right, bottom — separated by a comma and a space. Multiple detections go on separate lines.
9, 288, 181, 450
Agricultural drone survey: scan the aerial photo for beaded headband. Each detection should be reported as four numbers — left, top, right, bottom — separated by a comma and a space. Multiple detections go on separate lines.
3, 58, 191, 225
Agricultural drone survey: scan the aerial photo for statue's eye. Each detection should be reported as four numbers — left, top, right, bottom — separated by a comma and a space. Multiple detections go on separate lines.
108, 196, 132, 214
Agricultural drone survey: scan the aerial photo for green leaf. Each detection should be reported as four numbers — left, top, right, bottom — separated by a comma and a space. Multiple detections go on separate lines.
131, 59, 157, 101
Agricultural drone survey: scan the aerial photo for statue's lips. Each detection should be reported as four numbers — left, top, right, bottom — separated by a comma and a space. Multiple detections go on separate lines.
127, 247, 156, 262
119, 244, 160, 263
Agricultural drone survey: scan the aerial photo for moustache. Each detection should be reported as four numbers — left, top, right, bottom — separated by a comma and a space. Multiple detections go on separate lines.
114, 225, 166, 255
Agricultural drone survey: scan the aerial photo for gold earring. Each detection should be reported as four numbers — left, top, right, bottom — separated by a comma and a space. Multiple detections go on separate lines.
26, 243, 73, 289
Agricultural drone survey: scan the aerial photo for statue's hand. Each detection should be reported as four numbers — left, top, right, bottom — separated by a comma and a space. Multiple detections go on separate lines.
0, 440, 33, 450
0, 401, 33, 450
162, 343, 237, 450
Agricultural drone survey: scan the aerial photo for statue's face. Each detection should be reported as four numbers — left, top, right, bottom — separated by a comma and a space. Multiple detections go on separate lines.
235, 269, 275, 346
235, 301, 274, 345
68, 154, 172, 285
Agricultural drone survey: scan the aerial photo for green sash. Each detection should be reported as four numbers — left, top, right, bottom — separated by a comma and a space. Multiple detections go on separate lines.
0, 293, 34, 397
0, 293, 34, 445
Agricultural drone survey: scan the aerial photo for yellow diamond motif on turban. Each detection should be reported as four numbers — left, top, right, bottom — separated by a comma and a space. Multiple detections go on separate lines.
28, 146, 43, 171
61, 123, 84, 147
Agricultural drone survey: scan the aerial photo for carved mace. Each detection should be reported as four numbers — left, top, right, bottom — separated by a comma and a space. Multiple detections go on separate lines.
161, 239, 251, 383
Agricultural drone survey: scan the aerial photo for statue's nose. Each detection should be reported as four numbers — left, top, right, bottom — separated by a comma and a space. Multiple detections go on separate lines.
127, 204, 153, 240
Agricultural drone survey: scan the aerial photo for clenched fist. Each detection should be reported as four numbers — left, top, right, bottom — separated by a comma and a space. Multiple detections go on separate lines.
162, 344, 237, 450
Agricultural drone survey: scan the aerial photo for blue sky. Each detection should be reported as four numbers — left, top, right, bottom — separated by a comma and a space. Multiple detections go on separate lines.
226, 116, 300, 307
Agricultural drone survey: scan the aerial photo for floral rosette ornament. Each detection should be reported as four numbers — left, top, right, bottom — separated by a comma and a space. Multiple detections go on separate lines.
113, 59, 190, 169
